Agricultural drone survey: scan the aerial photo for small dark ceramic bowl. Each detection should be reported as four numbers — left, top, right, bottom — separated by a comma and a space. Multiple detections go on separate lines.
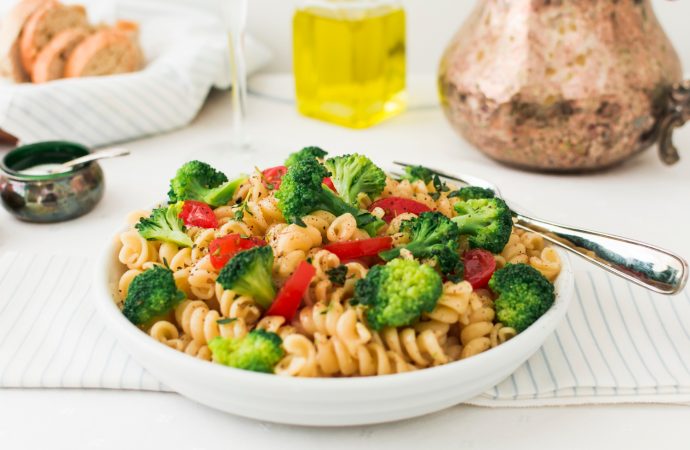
0, 141, 104, 222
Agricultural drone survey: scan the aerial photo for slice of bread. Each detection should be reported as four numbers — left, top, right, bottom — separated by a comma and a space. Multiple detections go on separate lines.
31, 27, 89, 83
0, 0, 51, 82
65, 21, 142, 78
0, 129, 18, 144
19, 1, 88, 77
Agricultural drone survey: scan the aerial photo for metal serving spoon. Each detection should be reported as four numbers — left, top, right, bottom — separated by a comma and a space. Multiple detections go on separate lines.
49, 147, 130, 173
392, 161, 688, 295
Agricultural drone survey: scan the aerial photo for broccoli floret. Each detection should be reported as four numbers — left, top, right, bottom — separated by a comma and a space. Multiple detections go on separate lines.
379, 212, 463, 278
489, 264, 555, 332
168, 160, 247, 207
123, 266, 185, 325
135, 202, 194, 248
449, 186, 495, 200
208, 329, 284, 373
275, 158, 385, 236
354, 258, 442, 330
216, 246, 276, 309
452, 197, 513, 253
324, 154, 386, 206
399, 165, 434, 184
285, 146, 328, 167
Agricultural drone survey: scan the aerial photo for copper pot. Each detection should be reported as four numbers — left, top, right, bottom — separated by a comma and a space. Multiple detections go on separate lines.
439, 0, 690, 172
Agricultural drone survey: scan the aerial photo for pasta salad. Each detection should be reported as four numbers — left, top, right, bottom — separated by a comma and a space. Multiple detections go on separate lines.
115, 148, 561, 377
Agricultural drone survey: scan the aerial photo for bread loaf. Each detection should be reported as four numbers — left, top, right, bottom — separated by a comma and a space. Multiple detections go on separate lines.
0, 0, 50, 82
1, 1, 143, 83
19, 0, 88, 76
65, 21, 142, 78
31, 27, 89, 83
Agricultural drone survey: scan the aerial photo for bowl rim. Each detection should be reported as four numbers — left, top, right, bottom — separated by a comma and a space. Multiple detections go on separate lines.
94, 225, 575, 391
0, 140, 94, 181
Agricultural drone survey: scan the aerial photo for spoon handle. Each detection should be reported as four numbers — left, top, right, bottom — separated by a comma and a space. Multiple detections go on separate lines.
514, 214, 688, 295
60, 147, 130, 169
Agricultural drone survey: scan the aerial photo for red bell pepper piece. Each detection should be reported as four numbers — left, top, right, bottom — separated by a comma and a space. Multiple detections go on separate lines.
323, 236, 393, 261
323, 177, 337, 192
368, 197, 432, 223
265, 261, 316, 321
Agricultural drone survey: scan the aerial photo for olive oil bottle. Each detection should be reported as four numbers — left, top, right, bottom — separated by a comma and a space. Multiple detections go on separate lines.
293, 1, 406, 129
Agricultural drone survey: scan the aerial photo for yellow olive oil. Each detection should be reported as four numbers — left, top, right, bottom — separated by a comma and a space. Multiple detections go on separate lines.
293, 4, 406, 128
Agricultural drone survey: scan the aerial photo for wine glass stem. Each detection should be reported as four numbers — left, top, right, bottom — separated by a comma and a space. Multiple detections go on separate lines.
229, 30, 248, 147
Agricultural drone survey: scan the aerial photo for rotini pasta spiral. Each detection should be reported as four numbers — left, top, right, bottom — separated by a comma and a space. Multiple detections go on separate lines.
158, 243, 192, 270
425, 281, 472, 324
304, 249, 363, 304
275, 334, 319, 377
118, 269, 142, 301
302, 210, 336, 239
118, 229, 158, 270
375, 327, 449, 367
174, 300, 248, 345
149, 320, 179, 343
298, 303, 371, 355
325, 213, 369, 243
495, 232, 529, 267
215, 284, 262, 325
189, 228, 216, 262
268, 222, 323, 279
529, 246, 562, 282
255, 315, 297, 339
188, 255, 218, 300
458, 290, 498, 359
150, 322, 212, 360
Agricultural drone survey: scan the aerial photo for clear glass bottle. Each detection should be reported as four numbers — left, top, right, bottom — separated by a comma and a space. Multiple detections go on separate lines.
293, 0, 407, 129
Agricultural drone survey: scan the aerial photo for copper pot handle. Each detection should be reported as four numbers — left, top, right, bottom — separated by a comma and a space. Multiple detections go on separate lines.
657, 80, 690, 165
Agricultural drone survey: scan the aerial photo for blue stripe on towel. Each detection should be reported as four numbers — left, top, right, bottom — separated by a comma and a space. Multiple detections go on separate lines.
588, 273, 639, 390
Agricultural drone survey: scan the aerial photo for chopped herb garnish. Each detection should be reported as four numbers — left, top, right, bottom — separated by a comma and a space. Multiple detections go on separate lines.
234, 194, 252, 221
216, 317, 237, 325
432, 174, 449, 192
326, 264, 348, 286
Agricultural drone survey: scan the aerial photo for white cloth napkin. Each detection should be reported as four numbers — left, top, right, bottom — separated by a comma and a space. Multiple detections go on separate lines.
1, 250, 690, 405
0, 0, 271, 148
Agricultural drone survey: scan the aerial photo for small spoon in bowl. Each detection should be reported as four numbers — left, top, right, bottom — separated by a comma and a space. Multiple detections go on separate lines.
48, 147, 130, 173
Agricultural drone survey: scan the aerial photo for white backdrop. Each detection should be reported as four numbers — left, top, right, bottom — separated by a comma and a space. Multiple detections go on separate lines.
248, 0, 690, 73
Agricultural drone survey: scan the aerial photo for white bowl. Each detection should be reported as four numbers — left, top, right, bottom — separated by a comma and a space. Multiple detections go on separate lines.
94, 233, 574, 426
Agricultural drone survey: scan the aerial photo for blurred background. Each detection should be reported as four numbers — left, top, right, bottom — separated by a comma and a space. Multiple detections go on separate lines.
246, 0, 690, 74
1, 0, 687, 75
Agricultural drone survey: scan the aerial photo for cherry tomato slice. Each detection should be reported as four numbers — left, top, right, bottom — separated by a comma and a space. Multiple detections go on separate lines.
323, 177, 337, 192
368, 197, 432, 223
463, 249, 497, 289
262, 165, 288, 190
323, 236, 393, 260
265, 261, 316, 321
179, 200, 218, 229
209, 234, 266, 269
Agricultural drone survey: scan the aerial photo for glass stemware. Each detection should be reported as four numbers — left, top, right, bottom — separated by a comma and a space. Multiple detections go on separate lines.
219, 0, 250, 151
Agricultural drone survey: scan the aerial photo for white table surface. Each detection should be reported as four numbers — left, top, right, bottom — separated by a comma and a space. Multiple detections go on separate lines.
1, 74, 689, 450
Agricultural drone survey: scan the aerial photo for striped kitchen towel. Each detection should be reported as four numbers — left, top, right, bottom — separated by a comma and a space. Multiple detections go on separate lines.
0, 0, 271, 148
1, 250, 689, 405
